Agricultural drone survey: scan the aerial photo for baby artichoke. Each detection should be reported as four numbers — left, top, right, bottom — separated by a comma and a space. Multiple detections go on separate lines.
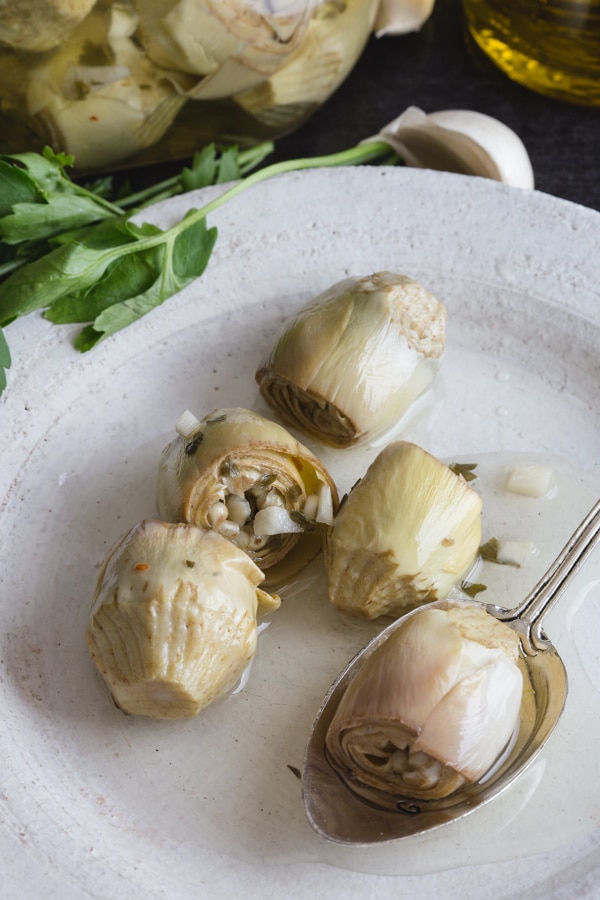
325, 441, 482, 618
86, 520, 280, 719
157, 407, 339, 582
255, 272, 446, 448
325, 599, 524, 805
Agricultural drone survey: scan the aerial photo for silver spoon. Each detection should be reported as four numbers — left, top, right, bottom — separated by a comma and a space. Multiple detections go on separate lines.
303, 497, 600, 845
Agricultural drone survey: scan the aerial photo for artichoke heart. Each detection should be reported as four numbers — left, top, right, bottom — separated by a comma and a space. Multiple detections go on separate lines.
86, 520, 280, 719
135, 0, 310, 98
25, 4, 184, 170
157, 407, 339, 583
325, 441, 482, 618
255, 272, 446, 448
235, 0, 378, 128
325, 600, 524, 805
0, 0, 96, 52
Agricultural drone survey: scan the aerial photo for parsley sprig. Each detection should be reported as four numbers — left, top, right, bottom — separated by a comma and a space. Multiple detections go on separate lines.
0, 139, 397, 396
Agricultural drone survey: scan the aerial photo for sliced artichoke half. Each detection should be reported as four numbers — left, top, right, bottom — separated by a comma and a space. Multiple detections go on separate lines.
255, 272, 446, 448
86, 520, 280, 719
157, 407, 339, 583
325, 599, 524, 805
324, 441, 482, 618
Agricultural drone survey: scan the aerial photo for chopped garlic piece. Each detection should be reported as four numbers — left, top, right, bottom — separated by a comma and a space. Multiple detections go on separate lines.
495, 540, 536, 567
505, 465, 554, 498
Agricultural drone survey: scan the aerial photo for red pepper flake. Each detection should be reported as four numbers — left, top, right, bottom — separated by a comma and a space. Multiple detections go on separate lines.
89, 115, 99, 121
134, 563, 150, 571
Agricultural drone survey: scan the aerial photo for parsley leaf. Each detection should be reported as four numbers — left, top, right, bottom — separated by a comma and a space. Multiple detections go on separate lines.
0, 325, 10, 393
0, 136, 396, 396
449, 461, 478, 482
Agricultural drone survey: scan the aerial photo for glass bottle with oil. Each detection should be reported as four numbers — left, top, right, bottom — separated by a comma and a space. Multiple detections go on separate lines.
462, 0, 600, 106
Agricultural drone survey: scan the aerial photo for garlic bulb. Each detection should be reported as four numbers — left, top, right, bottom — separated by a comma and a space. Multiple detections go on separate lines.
157, 407, 339, 583
325, 441, 482, 618
373, 0, 436, 37
0, 0, 96, 52
256, 272, 445, 449
86, 520, 280, 719
505, 464, 555, 498
25, 5, 184, 170
375, 106, 535, 189
325, 599, 523, 805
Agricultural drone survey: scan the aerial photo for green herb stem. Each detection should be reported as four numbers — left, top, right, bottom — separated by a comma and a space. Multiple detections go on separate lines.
179, 140, 394, 229
135, 140, 396, 247
116, 141, 276, 211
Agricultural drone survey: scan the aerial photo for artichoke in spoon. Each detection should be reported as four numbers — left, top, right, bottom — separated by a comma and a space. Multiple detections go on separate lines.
325, 599, 524, 805
86, 520, 280, 719
325, 441, 482, 618
157, 407, 339, 583
255, 272, 445, 448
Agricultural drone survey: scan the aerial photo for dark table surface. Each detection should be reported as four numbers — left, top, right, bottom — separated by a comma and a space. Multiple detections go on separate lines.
123, 0, 600, 213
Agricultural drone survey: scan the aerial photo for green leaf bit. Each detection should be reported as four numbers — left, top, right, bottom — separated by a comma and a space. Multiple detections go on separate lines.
0, 325, 11, 393
460, 581, 488, 598
449, 462, 478, 483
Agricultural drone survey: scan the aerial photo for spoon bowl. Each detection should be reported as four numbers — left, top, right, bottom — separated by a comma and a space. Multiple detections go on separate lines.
302, 498, 600, 845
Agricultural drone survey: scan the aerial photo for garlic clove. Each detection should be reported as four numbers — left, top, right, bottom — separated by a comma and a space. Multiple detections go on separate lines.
376, 106, 534, 189
505, 464, 555, 498
373, 0, 436, 37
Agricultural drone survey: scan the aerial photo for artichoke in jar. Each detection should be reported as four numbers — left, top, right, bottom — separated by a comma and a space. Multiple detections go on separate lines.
86, 520, 280, 719
255, 272, 446, 448
25, 4, 184, 171
234, 0, 378, 130
325, 599, 524, 805
135, 0, 310, 98
324, 441, 482, 618
157, 407, 339, 583
0, 0, 97, 53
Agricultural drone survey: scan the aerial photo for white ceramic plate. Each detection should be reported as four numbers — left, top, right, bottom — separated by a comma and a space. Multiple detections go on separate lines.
1, 168, 600, 899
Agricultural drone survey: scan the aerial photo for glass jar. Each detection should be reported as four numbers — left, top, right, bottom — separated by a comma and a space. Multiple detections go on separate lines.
0, 0, 378, 172
462, 0, 600, 106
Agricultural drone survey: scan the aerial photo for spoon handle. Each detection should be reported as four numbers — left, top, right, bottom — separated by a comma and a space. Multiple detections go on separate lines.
487, 497, 600, 655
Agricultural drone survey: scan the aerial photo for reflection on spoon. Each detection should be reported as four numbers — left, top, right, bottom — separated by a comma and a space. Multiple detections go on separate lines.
303, 498, 600, 845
